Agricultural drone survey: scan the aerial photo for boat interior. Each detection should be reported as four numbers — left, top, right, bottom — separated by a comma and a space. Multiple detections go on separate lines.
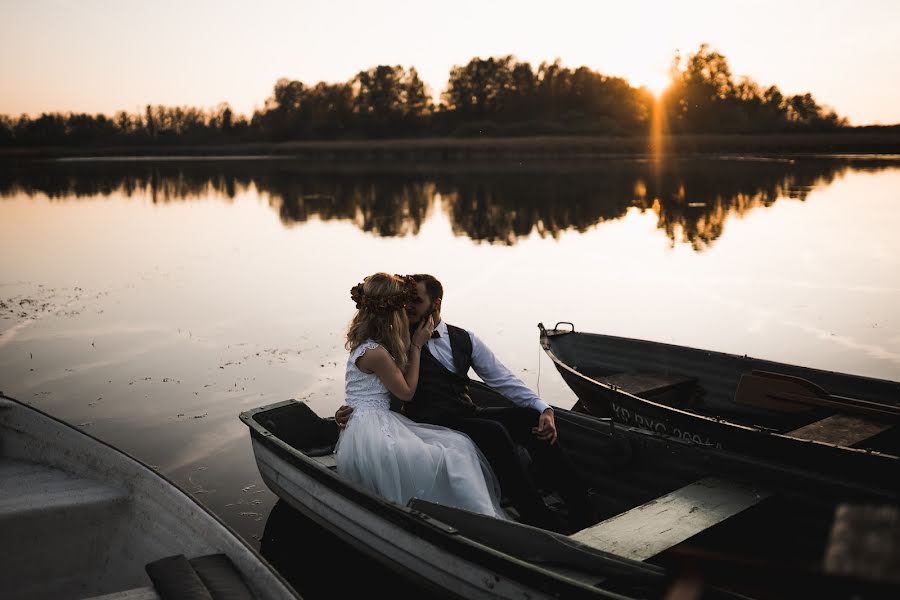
0, 397, 269, 600
544, 330, 900, 455
251, 399, 900, 599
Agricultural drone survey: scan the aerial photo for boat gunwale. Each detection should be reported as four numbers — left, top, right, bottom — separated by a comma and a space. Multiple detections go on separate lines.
540, 325, 900, 393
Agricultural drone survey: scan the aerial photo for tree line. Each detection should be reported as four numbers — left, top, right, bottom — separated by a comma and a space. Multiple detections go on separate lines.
0, 45, 850, 147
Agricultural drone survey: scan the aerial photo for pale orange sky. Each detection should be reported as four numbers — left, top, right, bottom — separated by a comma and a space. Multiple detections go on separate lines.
2, 0, 899, 125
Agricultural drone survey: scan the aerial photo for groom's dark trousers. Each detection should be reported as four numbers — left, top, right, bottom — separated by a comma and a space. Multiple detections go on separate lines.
445, 406, 594, 531
400, 323, 594, 532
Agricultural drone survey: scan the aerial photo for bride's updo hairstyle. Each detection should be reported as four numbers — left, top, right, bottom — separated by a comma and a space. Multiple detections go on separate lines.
346, 273, 417, 370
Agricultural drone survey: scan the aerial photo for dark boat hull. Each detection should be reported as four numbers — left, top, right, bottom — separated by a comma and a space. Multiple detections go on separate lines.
539, 323, 900, 495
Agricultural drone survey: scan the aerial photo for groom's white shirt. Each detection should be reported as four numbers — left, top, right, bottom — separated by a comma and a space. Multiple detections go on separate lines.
426, 319, 551, 414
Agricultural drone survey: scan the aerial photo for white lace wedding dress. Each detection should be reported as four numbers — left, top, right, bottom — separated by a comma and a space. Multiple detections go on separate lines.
334, 340, 508, 519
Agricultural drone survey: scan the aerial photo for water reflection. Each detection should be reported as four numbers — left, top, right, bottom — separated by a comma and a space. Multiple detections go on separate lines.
2, 157, 898, 250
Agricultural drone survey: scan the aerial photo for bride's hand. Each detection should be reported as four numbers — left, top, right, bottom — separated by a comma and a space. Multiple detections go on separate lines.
412, 315, 435, 348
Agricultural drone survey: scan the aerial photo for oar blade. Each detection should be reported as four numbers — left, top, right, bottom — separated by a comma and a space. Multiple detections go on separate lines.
734, 373, 817, 413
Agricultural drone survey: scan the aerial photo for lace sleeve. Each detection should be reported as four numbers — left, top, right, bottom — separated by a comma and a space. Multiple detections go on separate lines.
351, 340, 381, 362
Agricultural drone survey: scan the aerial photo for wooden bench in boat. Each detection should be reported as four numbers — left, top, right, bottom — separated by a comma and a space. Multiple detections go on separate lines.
787, 414, 893, 447
569, 477, 770, 561
144, 554, 256, 600
595, 372, 697, 399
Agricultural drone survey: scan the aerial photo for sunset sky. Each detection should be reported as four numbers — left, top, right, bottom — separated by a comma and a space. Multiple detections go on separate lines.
2, 0, 899, 125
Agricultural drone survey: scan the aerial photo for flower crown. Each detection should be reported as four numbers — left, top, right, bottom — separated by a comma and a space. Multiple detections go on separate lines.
350, 274, 418, 315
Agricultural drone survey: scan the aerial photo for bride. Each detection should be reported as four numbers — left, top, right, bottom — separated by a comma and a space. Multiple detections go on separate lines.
335, 272, 508, 519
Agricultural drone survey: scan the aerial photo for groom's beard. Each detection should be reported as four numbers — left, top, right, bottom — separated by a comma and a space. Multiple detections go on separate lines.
408, 302, 434, 330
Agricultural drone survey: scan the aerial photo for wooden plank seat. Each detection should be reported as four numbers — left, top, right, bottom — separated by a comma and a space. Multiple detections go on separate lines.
595, 372, 697, 398
569, 477, 770, 561
145, 554, 255, 600
787, 414, 893, 447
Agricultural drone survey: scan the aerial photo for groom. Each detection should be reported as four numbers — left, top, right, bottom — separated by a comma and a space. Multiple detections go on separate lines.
335, 273, 596, 533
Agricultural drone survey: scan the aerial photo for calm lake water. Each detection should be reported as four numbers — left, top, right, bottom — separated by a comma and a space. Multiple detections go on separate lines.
2, 155, 900, 596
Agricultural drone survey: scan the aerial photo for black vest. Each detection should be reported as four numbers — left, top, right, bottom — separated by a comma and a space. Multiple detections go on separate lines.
398, 323, 477, 425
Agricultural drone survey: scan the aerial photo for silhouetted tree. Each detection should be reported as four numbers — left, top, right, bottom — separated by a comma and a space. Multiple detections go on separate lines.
259, 78, 307, 140
444, 55, 518, 119
0, 115, 14, 145
352, 65, 431, 136
663, 44, 847, 133
145, 105, 157, 139
402, 67, 431, 128
353, 65, 407, 135
305, 82, 355, 136
441, 56, 653, 135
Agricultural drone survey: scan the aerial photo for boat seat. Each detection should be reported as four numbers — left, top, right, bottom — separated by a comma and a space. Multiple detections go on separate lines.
83, 587, 161, 600
145, 554, 255, 600
0, 458, 128, 520
569, 477, 770, 561
787, 414, 893, 447
0, 459, 132, 598
595, 372, 697, 399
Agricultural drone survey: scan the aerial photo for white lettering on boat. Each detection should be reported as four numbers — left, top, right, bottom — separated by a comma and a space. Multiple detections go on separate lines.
610, 402, 721, 448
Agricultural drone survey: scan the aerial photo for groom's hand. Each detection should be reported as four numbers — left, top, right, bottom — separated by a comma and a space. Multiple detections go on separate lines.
335, 405, 353, 429
532, 408, 557, 444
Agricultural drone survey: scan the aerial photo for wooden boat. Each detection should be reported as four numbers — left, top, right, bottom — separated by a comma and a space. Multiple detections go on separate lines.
539, 322, 900, 495
0, 394, 299, 600
241, 389, 900, 600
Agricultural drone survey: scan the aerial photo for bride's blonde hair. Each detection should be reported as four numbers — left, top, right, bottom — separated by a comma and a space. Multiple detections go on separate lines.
346, 273, 413, 370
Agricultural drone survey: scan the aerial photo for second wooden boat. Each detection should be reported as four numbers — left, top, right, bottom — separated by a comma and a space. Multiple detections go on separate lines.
539, 322, 900, 495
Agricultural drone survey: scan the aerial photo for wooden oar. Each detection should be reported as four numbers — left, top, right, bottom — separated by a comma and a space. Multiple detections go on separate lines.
735, 371, 900, 421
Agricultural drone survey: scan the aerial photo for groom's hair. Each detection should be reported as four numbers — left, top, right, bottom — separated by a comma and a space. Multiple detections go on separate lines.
411, 274, 443, 301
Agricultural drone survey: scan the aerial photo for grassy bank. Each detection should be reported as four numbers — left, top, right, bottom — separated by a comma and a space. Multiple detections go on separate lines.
2, 131, 900, 161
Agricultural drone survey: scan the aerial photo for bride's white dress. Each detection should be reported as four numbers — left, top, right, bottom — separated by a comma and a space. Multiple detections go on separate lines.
334, 340, 508, 519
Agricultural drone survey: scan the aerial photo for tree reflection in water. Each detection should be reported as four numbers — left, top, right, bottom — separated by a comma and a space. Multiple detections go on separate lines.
2, 157, 897, 251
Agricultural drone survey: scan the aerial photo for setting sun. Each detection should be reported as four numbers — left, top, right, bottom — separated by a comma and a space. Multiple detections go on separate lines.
636, 72, 672, 99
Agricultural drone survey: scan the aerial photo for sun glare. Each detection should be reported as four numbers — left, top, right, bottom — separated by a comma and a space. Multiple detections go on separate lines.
640, 73, 671, 99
